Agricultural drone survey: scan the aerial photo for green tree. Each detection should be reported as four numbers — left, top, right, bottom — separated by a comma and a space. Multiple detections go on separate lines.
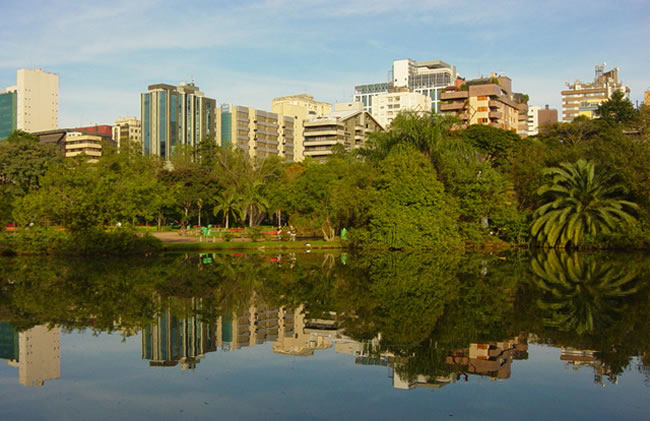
531, 159, 638, 248
596, 91, 638, 125
462, 124, 520, 168
358, 147, 463, 250
213, 189, 243, 229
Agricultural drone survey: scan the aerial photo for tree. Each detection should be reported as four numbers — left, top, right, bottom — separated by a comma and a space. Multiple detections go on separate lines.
596, 91, 638, 125
358, 147, 463, 250
462, 124, 520, 168
531, 159, 638, 248
213, 189, 243, 229
0, 130, 62, 194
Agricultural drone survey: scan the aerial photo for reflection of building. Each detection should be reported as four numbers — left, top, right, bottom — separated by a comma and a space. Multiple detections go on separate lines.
142, 299, 217, 370
0, 323, 61, 386
561, 348, 618, 386
561, 64, 630, 122
445, 337, 528, 381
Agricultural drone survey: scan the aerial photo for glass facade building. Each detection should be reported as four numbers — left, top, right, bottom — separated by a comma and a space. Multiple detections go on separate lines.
0, 91, 17, 139
140, 83, 216, 160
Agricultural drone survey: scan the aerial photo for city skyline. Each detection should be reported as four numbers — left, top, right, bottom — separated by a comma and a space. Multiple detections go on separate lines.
0, 0, 648, 128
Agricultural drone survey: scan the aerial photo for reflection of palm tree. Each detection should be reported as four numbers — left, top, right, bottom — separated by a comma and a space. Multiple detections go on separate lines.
531, 250, 638, 334
531, 159, 637, 248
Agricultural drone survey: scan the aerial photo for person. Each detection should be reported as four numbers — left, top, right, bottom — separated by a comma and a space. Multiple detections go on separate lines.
289, 225, 296, 242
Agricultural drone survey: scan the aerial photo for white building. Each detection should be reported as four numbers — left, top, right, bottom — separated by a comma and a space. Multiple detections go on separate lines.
0, 69, 58, 138
112, 117, 141, 149
373, 91, 432, 128
16, 69, 59, 132
354, 59, 457, 116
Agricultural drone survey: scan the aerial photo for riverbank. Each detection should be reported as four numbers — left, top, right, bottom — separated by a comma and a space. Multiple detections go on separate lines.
150, 232, 343, 251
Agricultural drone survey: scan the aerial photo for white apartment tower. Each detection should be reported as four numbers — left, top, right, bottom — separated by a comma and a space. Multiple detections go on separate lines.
354, 59, 457, 116
0, 68, 58, 138
16, 69, 59, 132
372, 90, 432, 128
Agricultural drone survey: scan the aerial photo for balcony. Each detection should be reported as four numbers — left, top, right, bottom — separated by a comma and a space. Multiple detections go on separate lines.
440, 102, 465, 112
440, 90, 469, 100
489, 111, 503, 119
488, 100, 500, 108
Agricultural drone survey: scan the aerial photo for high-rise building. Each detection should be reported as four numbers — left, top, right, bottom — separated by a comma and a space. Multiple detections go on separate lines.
354, 59, 457, 115
440, 74, 522, 132
142, 299, 217, 370
140, 82, 216, 160
303, 102, 383, 161
217, 104, 295, 161
372, 89, 432, 128
1, 323, 61, 387
561, 64, 630, 122
0, 68, 58, 139
112, 117, 141, 149
271, 94, 332, 161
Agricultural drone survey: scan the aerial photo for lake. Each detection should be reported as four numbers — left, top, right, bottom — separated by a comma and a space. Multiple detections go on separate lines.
0, 250, 648, 420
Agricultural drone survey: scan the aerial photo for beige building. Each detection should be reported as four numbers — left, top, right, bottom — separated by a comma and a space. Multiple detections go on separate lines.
440, 74, 522, 131
373, 90, 432, 128
112, 117, 141, 149
271, 94, 332, 161
0, 68, 58, 138
561, 64, 630, 122
4, 325, 61, 387
64, 132, 103, 162
216, 104, 295, 161
303, 102, 383, 161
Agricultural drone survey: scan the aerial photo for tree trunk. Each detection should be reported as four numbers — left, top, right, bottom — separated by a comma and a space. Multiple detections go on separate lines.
198, 206, 202, 226
277, 210, 281, 229
225, 212, 229, 230
249, 205, 254, 227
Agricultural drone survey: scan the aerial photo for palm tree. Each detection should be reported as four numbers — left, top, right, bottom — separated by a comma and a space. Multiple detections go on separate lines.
531, 250, 638, 335
213, 190, 243, 229
531, 159, 637, 248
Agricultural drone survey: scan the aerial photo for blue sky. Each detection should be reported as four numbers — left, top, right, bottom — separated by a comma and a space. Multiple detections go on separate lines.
1, 0, 648, 127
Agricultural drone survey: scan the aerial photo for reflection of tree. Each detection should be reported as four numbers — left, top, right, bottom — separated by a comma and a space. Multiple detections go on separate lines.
531, 250, 638, 335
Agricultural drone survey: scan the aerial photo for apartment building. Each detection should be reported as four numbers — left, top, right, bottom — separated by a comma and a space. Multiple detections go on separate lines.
271, 94, 331, 161
141, 82, 216, 160
0, 68, 58, 139
63, 132, 104, 162
354, 59, 457, 115
561, 64, 630, 122
1, 324, 61, 387
303, 102, 383, 161
440, 74, 522, 132
217, 104, 295, 161
112, 117, 141, 149
372, 90, 432, 128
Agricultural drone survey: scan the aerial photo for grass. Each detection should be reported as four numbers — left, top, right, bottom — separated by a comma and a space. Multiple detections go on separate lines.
163, 239, 343, 251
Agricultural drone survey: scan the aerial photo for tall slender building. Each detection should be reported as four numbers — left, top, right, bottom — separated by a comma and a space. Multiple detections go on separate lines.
0, 68, 58, 139
140, 82, 216, 160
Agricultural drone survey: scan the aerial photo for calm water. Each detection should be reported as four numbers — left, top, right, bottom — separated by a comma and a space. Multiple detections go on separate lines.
0, 250, 648, 420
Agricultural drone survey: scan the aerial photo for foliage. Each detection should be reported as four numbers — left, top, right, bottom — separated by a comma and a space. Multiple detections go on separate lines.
355, 148, 463, 250
531, 159, 638, 248
596, 91, 638, 125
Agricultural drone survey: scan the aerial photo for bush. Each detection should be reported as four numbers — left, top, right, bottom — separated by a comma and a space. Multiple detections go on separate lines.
248, 226, 263, 242
0, 227, 162, 255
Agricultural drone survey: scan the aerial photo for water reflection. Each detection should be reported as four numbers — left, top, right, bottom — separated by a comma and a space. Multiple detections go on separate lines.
0, 323, 60, 386
0, 250, 648, 391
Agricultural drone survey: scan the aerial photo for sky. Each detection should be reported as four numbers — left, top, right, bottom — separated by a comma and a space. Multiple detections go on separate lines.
0, 0, 648, 127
